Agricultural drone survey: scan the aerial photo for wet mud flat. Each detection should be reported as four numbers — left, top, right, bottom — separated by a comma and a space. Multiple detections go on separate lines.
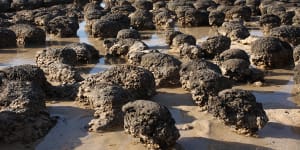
1, 0, 300, 150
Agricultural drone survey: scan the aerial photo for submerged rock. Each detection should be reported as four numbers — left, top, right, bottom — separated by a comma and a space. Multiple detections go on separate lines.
122, 100, 180, 149
208, 89, 269, 135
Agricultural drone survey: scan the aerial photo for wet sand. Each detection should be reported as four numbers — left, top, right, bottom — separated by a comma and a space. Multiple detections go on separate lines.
1, 22, 300, 150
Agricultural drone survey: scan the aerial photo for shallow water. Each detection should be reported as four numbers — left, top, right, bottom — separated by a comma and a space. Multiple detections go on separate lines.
1, 22, 300, 150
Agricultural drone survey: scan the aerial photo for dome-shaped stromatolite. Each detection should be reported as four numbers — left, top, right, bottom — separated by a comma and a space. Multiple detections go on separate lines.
208, 89, 269, 135
220, 58, 252, 82
77, 81, 130, 132
201, 35, 231, 58
189, 69, 233, 108
122, 100, 180, 150
180, 59, 222, 90
209, 10, 225, 26
9, 24, 45, 46
269, 25, 300, 46
87, 65, 156, 99
259, 14, 281, 33
216, 48, 250, 63
65, 43, 100, 63
46, 16, 79, 37
251, 37, 294, 68
219, 21, 250, 41
128, 51, 181, 87
0, 65, 55, 143
116, 29, 141, 40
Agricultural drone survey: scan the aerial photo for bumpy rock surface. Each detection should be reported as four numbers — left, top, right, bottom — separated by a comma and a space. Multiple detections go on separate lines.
189, 69, 233, 108
0, 65, 55, 143
180, 59, 222, 90
104, 38, 148, 56
215, 48, 250, 63
201, 35, 231, 58
65, 43, 100, 63
116, 29, 141, 40
122, 100, 180, 149
130, 9, 155, 30
36, 47, 83, 84
9, 24, 45, 46
293, 45, 300, 65
86, 65, 156, 99
269, 25, 300, 46
0, 28, 16, 48
208, 89, 269, 135
259, 14, 281, 33
178, 44, 205, 60
175, 6, 209, 27
251, 37, 294, 68
128, 51, 181, 87
225, 6, 252, 21
46, 16, 79, 37
219, 21, 250, 40
209, 10, 225, 26
172, 33, 196, 48
153, 11, 175, 29
220, 59, 252, 82
77, 81, 130, 132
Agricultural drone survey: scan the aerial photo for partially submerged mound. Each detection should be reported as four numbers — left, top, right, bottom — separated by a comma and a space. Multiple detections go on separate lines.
122, 100, 180, 149
128, 51, 181, 87
188, 69, 233, 108
269, 25, 300, 46
180, 59, 222, 90
77, 81, 130, 132
208, 89, 269, 135
36, 47, 83, 84
85, 65, 156, 99
219, 21, 250, 41
215, 48, 250, 63
0, 65, 55, 143
201, 35, 231, 58
251, 37, 294, 69
64, 43, 100, 63
9, 24, 45, 46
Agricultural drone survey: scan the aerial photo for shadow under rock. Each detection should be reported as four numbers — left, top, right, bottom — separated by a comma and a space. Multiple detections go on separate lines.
258, 122, 300, 140
176, 137, 272, 150
35, 106, 93, 150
